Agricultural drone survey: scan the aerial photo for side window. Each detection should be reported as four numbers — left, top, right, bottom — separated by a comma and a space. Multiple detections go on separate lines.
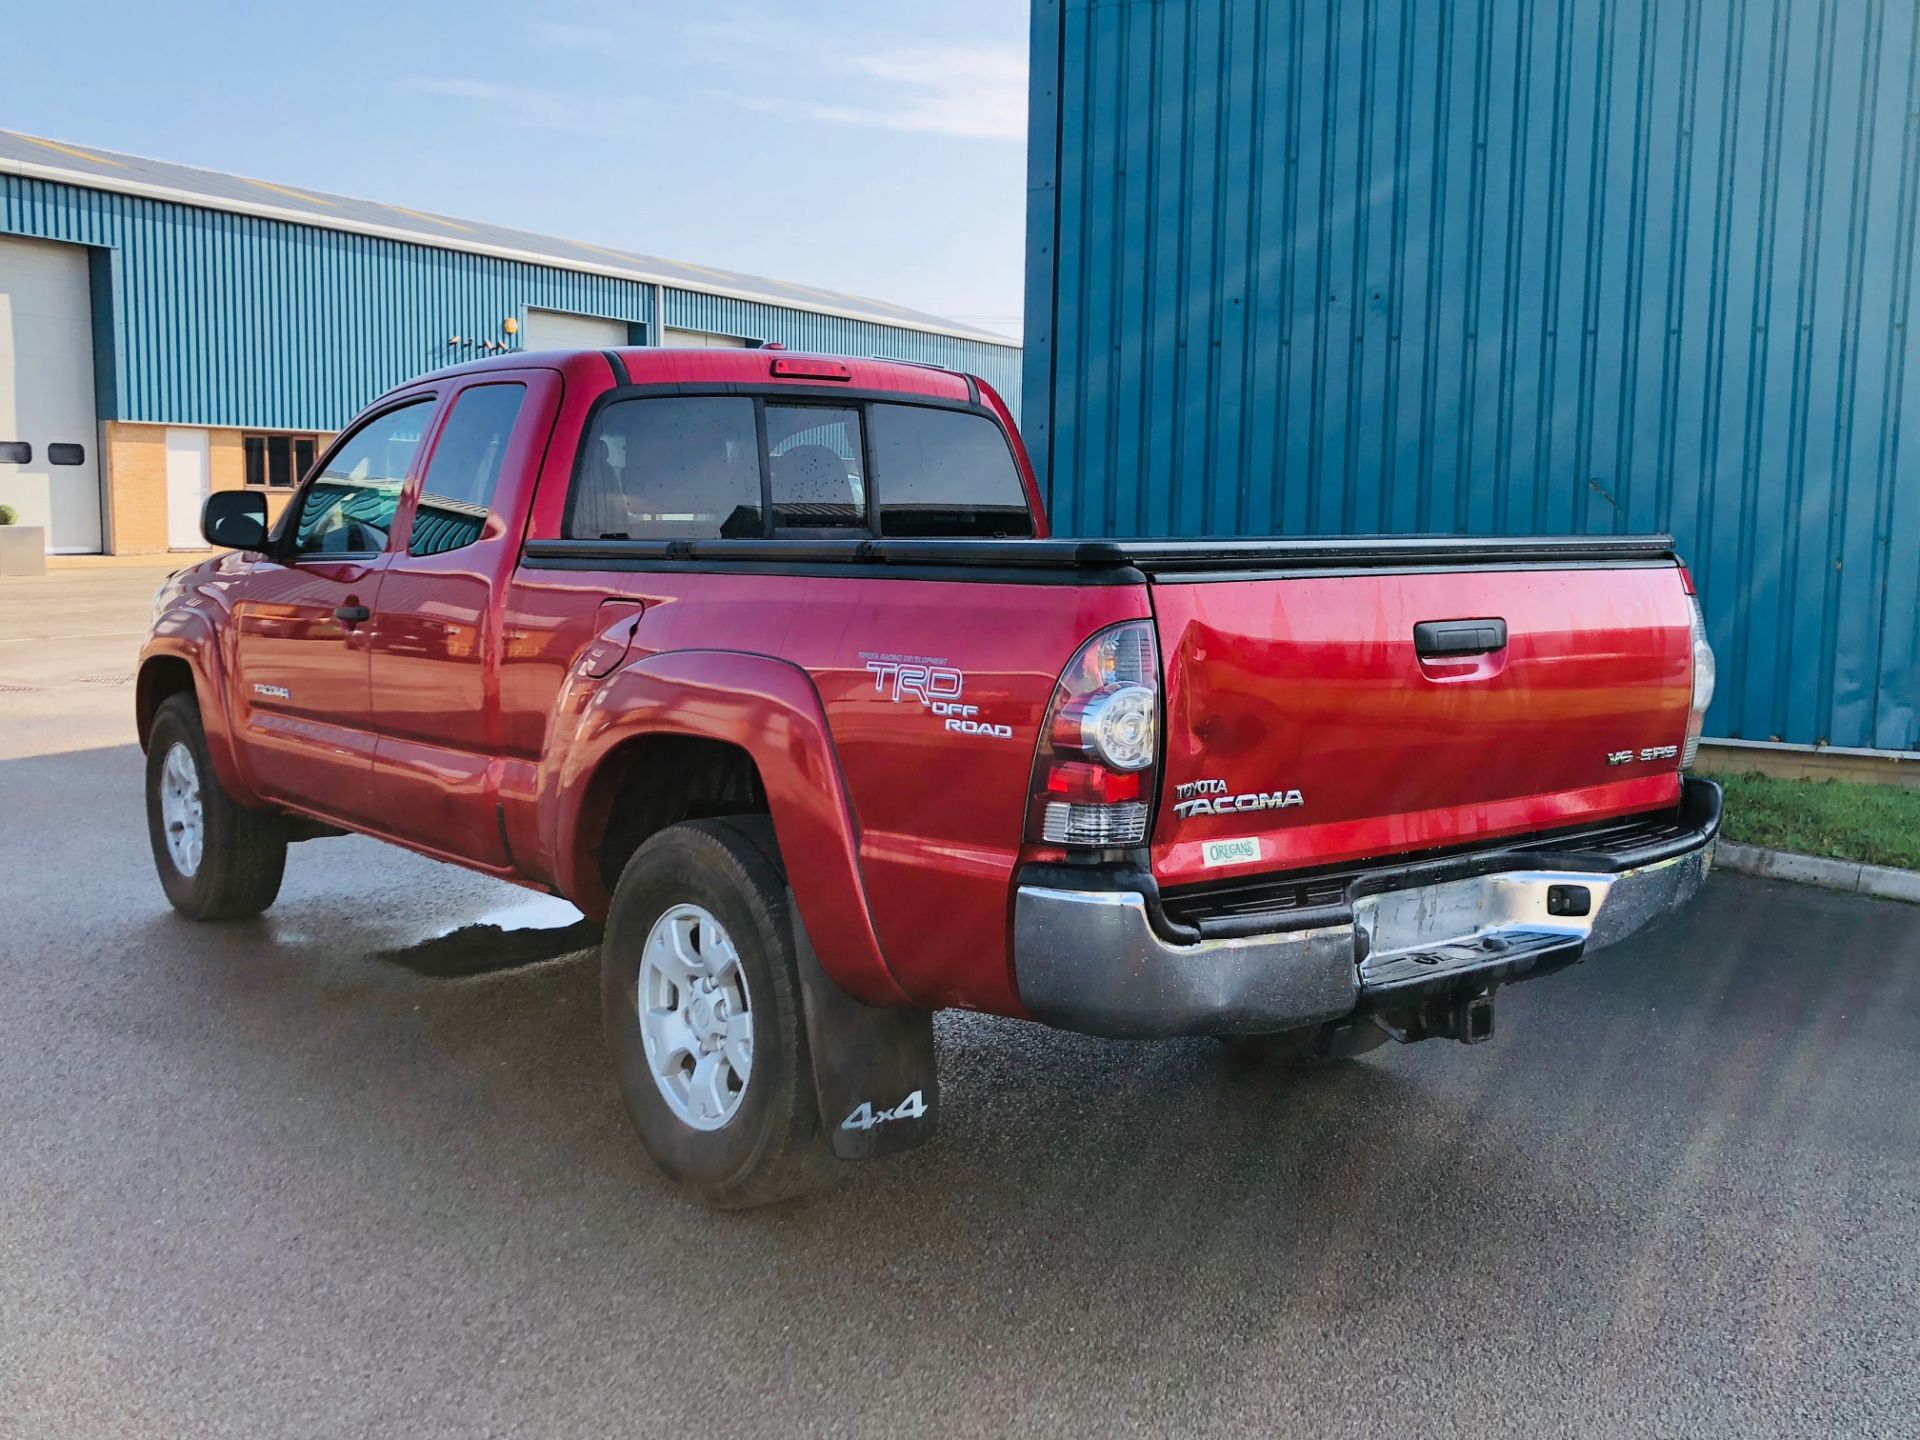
408, 384, 526, 556
565, 397, 762, 540
871, 405, 1034, 538
290, 400, 433, 557
766, 404, 865, 530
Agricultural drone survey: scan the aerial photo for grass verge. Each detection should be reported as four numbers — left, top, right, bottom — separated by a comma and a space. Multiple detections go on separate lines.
1715, 771, 1920, 872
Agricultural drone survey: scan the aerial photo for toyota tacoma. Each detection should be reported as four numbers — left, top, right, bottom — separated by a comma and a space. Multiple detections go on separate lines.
139, 346, 1720, 1206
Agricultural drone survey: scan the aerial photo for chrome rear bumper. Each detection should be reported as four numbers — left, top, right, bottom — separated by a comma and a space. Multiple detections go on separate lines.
1013, 785, 1719, 1040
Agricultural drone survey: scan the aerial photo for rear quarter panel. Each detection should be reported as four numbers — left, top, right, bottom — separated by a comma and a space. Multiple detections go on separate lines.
516, 566, 1147, 1015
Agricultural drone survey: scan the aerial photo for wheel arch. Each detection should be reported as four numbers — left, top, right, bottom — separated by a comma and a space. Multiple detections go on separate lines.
135, 654, 197, 749
553, 650, 911, 1008
136, 629, 250, 801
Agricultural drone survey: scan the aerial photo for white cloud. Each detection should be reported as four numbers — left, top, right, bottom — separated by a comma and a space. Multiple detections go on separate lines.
403, 75, 642, 134
809, 45, 1027, 141
707, 27, 1028, 143
411, 23, 1028, 145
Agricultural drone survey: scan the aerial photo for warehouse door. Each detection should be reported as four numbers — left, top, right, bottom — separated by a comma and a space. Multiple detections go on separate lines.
0, 235, 102, 553
165, 428, 210, 550
520, 309, 627, 353
663, 328, 751, 348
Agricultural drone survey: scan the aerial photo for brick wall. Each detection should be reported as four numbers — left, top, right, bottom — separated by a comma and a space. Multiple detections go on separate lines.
103, 424, 329, 554
102, 423, 169, 555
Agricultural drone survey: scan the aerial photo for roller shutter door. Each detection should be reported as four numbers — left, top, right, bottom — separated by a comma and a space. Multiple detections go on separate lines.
0, 235, 101, 553
520, 309, 629, 352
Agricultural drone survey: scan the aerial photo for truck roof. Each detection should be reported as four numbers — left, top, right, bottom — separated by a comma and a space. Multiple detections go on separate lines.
414, 346, 980, 404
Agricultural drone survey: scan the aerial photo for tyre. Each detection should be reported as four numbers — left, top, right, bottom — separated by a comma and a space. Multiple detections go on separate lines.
145, 694, 288, 921
601, 817, 825, 1208
1219, 1018, 1390, 1071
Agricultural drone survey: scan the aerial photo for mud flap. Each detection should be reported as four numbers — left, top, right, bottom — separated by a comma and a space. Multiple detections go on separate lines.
789, 895, 938, 1160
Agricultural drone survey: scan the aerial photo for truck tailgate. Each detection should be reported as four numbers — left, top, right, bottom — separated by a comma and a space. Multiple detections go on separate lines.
1148, 563, 1695, 888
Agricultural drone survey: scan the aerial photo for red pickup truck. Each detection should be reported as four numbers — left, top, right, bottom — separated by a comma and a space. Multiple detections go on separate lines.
140, 347, 1720, 1206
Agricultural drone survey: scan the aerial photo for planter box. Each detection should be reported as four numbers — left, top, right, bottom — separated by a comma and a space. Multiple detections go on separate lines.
0, 526, 47, 577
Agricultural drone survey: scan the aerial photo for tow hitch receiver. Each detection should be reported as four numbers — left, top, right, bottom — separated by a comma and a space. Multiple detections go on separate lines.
1452, 992, 1495, 1045
1377, 990, 1497, 1047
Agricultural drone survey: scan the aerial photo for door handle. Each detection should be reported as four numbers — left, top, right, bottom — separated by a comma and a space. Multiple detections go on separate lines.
334, 605, 371, 624
1414, 618, 1508, 657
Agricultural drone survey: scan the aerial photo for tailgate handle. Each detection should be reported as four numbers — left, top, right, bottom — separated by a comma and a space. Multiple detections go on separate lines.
1414, 618, 1507, 657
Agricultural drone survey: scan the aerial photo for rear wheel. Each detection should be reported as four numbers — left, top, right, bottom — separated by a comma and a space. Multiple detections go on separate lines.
1219, 1019, 1390, 1071
145, 694, 288, 921
601, 818, 825, 1208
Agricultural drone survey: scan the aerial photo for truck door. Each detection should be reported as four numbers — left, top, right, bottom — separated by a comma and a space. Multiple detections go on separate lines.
229, 397, 436, 825
366, 371, 559, 866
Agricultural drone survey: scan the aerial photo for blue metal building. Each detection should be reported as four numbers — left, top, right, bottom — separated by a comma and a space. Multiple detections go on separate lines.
1024, 0, 1920, 752
0, 129, 1019, 556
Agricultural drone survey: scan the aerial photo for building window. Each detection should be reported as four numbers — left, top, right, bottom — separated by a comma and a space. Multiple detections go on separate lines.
243, 432, 320, 489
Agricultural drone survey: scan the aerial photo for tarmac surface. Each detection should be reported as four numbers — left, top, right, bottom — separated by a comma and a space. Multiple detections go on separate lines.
3, 563, 1917, 1438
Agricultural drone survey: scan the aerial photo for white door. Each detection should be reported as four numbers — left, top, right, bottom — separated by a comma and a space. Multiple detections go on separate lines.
165, 428, 210, 550
663, 327, 751, 348
520, 309, 628, 352
0, 236, 103, 553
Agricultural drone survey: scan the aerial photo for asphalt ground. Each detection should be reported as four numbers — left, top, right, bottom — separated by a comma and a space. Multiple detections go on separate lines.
3, 564, 1917, 1438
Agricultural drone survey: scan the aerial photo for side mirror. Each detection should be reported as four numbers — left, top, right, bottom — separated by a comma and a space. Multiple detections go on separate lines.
202, 490, 269, 550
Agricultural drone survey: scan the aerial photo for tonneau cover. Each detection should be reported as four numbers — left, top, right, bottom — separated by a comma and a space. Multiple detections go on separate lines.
523, 533, 1678, 575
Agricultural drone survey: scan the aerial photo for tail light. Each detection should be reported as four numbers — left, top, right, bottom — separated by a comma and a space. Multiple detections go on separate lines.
1682, 577, 1716, 769
1027, 621, 1159, 847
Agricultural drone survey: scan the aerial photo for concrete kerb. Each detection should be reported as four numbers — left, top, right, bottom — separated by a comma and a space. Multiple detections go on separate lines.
1716, 841, 1920, 906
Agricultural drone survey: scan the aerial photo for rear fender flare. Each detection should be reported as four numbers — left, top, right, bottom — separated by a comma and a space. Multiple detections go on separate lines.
551, 649, 911, 1008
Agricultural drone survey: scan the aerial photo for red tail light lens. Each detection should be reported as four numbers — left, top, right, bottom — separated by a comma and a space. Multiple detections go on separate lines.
1028, 621, 1159, 848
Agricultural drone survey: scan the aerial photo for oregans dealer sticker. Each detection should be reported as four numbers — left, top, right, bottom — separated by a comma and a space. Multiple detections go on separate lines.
1201, 836, 1263, 868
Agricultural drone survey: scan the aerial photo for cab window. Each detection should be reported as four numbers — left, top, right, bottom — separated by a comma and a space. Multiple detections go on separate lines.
871, 404, 1032, 538
409, 384, 526, 555
565, 397, 763, 541
766, 404, 865, 530
291, 400, 433, 557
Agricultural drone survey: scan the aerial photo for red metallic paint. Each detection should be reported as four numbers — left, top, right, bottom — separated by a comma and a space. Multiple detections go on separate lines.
366, 370, 564, 864
1148, 567, 1695, 885
228, 554, 388, 825
543, 648, 912, 1006
139, 575, 246, 796
140, 347, 1696, 1027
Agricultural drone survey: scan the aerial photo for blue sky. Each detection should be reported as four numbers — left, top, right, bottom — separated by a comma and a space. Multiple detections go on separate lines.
4, 0, 1032, 336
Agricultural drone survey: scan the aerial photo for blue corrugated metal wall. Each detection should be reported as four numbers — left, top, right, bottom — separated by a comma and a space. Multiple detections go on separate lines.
0, 175, 1020, 433
2, 176, 652, 431
1026, 0, 1920, 752
666, 290, 1022, 411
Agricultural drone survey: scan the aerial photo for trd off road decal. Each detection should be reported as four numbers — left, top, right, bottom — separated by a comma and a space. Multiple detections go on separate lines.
861, 653, 1013, 741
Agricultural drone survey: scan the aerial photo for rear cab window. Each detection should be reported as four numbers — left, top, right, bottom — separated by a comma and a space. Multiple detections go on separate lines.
566, 397, 762, 540
767, 405, 864, 532
870, 404, 1033, 538
560, 388, 1030, 542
